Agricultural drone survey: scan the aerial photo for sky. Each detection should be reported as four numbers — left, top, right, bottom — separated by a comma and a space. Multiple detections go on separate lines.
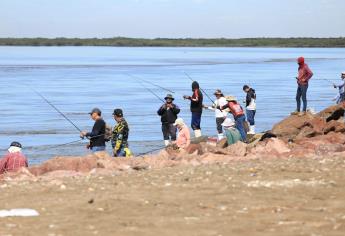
0, 0, 344, 38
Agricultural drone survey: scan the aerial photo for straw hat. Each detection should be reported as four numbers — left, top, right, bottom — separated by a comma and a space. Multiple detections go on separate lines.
342, 72, 345, 75
221, 118, 235, 127
225, 95, 237, 102
173, 118, 185, 126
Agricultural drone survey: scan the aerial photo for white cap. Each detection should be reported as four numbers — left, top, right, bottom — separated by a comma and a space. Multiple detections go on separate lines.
173, 118, 185, 126
221, 118, 235, 127
342, 71, 345, 75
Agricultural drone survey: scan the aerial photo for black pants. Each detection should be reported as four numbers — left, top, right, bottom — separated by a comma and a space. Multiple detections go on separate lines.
162, 123, 177, 141
216, 117, 226, 134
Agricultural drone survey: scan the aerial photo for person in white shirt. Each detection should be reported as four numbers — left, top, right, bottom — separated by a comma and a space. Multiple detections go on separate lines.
203, 89, 228, 140
243, 85, 257, 134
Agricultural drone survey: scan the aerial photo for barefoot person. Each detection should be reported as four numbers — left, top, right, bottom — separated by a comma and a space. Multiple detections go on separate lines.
293, 57, 313, 115
112, 109, 132, 157
80, 108, 106, 153
0, 142, 28, 175
174, 118, 191, 149
204, 89, 228, 140
157, 94, 181, 146
183, 81, 203, 138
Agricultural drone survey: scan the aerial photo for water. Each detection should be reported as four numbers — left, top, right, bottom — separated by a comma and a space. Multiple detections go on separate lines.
0, 46, 344, 165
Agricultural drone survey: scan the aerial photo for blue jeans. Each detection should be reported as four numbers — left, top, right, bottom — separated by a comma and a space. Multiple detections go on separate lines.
246, 110, 256, 126
115, 147, 126, 157
191, 112, 202, 130
235, 115, 247, 141
296, 84, 308, 112
91, 146, 106, 153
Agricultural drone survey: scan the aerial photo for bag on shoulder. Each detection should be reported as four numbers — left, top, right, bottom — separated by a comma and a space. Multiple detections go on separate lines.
104, 124, 113, 142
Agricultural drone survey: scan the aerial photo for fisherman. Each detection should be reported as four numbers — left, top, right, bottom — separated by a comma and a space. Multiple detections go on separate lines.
218, 96, 247, 142
221, 118, 242, 145
157, 94, 181, 146
112, 109, 132, 157
80, 108, 106, 152
292, 57, 313, 116
173, 118, 191, 149
0, 142, 28, 175
203, 89, 228, 140
183, 81, 203, 138
333, 72, 345, 104
243, 85, 257, 134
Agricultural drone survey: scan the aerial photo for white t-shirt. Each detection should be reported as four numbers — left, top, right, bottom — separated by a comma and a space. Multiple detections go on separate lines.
208, 97, 228, 118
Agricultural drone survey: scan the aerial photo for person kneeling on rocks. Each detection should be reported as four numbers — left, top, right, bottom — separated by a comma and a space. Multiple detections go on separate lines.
112, 109, 132, 157
0, 142, 28, 175
222, 118, 242, 146
173, 118, 191, 149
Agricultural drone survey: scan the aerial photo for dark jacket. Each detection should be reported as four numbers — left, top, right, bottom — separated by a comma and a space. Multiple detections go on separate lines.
87, 118, 106, 148
190, 81, 203, 113
157, 103, 180, 124
246, 88, 256, 107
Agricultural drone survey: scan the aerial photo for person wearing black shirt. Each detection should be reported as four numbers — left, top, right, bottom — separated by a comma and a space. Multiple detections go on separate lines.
157, 94, 181, 146
80, 108, 106, 153
183, 81, 203, 138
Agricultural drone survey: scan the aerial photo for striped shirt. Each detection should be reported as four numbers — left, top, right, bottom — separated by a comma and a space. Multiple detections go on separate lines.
0, 152, 28, 174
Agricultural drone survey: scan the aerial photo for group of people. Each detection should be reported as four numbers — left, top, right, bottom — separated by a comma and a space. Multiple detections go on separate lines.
1, 56, 344, 175
158, 80, 257, 148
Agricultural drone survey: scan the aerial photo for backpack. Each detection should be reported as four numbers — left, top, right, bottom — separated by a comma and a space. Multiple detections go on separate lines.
228, 102, 244, 117
104, 124, 113, 142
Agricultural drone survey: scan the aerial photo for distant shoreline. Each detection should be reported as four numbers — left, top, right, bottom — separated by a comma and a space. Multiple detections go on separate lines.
0, 37, 345, 47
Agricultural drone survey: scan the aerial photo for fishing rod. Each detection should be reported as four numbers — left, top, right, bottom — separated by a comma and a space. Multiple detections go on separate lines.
126, 73, 175, 94
30, 88, 83, 133
184, 71, 216, 104
136, 145, 166, 157
127, 74, 166, 103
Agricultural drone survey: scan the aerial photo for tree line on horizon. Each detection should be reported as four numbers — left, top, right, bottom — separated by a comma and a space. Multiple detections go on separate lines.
0, 37, 344, 47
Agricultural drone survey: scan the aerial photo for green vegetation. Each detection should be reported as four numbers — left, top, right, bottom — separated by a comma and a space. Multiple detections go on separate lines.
0, 37, 344, 47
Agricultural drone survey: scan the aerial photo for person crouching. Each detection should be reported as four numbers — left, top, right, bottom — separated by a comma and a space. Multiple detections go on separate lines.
221, 118, 242, 146
173, 118, 191, 149
112, 109, 132, 157
157, 94, 181, 146
0, 142, 28, 175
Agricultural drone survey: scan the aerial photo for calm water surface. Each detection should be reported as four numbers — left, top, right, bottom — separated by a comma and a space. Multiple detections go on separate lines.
0, 46, 344, 164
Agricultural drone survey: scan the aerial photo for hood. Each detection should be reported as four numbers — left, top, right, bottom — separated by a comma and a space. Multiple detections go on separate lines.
297, 57, 305, 65
192, 81, 200, 90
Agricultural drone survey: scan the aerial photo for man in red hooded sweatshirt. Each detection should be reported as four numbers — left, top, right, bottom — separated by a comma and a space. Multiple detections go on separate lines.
293, 57, 313, 116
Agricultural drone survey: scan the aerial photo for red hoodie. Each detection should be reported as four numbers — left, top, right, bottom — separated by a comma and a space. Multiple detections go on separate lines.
297, 63, 313, 86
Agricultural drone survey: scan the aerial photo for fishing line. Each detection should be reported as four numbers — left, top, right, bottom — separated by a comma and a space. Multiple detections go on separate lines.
126, 73, 175, 94
183, 71, 216, 104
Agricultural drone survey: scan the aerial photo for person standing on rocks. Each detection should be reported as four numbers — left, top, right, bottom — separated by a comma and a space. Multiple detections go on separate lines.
218, 96, 247, 142
183, 81, 203, 138
221, 118, 242, 145
0, 142, 28, 175
203, 89, 228, 140
173, 118, 191, 149
80, 108, 106, 153
333, 72, 345, 104
292, 57, 313, 116
112, 109, 132, 157
243, 85, 257, 134
157, 94, 181, 146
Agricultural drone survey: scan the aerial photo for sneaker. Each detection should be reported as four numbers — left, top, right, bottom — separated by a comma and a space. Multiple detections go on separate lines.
291, 111, 300, 115
298, 112, 306, 117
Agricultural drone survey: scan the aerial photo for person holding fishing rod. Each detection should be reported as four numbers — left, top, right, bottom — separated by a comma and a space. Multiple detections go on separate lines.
157, 94, 181, 146
80, 108, 106, 153
332, 72, 345, 104
292, 57, 314, 116
183, 81, 203, 138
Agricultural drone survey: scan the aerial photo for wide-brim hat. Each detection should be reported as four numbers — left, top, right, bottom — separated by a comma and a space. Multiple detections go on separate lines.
225, 95, 237, 102
342, 71, 345, 75
214, 89, 223, 96
221, 118, 235, 127
165, 94, 175, 100
173, 118, 185, 126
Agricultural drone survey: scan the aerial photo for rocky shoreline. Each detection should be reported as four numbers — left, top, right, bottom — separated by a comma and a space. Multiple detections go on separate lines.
2, 104, 345, 182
